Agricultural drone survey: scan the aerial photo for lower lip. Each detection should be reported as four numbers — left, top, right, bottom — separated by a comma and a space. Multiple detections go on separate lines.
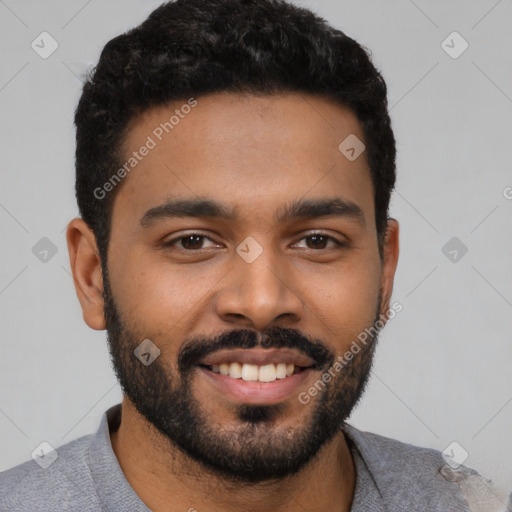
197, 366, 314, 405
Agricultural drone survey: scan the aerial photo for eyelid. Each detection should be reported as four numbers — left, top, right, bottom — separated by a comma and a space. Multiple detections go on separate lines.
162, 231, 222, 248
291, 231, 346, 248
162, 230, 347, 251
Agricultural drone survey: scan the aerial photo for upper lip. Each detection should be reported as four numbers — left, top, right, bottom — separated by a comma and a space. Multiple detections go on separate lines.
199, 348, 315, 368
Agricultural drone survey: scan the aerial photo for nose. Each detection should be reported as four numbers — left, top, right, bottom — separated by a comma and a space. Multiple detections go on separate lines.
214, 244, 304, 331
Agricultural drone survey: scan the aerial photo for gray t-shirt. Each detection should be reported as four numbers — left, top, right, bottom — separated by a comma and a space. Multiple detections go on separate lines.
0, 404, 508, 511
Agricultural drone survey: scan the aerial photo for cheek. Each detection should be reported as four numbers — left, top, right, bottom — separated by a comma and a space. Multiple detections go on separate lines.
110, 253, 224, 331
301, 260, 381, 343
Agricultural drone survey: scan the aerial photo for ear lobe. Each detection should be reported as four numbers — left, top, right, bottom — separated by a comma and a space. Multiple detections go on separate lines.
379, 218, 400, 322
66, 217, 106, 330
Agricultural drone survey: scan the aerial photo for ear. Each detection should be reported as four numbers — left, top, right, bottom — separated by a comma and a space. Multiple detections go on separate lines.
66, 218, 106, 330
379, 218, 400, 321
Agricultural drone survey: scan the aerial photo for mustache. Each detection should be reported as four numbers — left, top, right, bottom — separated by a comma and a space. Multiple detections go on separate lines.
178, 326, 334, 373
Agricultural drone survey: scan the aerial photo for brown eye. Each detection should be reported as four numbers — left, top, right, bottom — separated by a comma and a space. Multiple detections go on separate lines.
306, 235, 329, 249
294, 234, 344, 250
163, 233, 219, 251
180, 234, 205, 250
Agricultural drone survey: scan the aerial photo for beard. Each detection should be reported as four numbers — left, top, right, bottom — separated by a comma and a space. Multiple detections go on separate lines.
102, 263, 382, 484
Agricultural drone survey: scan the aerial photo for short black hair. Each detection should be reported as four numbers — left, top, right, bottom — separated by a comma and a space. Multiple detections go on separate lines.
74, 0, 396, 264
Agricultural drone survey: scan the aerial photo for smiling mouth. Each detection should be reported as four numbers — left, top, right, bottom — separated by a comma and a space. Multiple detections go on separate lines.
198, 362, 310, 382
195, 347, 318, 404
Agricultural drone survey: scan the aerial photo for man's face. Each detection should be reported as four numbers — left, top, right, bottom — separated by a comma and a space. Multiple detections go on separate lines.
102, 92, 392, 483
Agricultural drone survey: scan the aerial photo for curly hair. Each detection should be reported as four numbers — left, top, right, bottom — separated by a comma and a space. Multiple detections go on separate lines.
74, 0, 396, 264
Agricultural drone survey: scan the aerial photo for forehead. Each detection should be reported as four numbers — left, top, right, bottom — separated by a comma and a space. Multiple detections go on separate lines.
112, 91, 375, 229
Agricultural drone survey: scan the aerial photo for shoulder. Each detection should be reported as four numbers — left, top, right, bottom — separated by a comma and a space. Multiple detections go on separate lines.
0, 433, 101, 512
343, 423, 459, 471
343, 423, 511, 512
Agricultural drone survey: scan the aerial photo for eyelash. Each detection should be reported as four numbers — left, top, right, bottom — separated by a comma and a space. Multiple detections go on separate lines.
162, 232, 346, 252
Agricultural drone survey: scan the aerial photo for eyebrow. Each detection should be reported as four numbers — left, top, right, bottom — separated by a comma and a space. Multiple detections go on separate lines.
140, 197, 366, 227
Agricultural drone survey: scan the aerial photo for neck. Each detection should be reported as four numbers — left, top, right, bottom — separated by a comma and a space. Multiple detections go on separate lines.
110, 398, 356, 512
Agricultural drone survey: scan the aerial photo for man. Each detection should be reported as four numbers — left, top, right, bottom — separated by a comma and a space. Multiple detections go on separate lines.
1, 0, 508, 510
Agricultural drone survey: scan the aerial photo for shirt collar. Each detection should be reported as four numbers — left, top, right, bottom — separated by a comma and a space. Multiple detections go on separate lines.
89, 404, 472, 512
89, 403, 150, 512
341, 422, 473, 511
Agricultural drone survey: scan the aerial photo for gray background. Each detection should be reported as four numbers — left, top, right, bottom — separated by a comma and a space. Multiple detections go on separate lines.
1, 0, 511, 496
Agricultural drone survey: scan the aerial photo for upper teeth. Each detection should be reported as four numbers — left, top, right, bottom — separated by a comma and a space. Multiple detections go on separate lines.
210, 362, 296, 381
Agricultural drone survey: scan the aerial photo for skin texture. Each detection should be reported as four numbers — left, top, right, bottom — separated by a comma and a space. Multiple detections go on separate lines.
67, 91, 400, 512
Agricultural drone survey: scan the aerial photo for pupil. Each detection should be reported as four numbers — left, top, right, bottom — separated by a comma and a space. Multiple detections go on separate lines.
309, 235, 326, 248
183, 235, 202, 249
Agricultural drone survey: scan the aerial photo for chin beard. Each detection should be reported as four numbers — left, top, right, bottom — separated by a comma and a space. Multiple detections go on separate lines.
102, 263, 381, 483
